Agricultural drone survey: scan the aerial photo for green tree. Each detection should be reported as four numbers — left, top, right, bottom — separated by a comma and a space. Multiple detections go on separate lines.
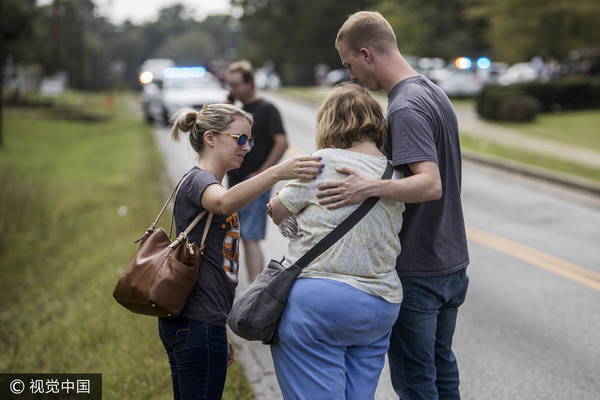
27, 0, 109, 90
109, 7, 241, 85
375, 0, 488, 60
101, 22, 151, 86
1, 0, 37, 66
153, 15, 242, 67
1, 0, 37, 147
232, 0, 378, 85
155, 28, 219, 66
3, 1, 243, 91
468, 0, 600, 63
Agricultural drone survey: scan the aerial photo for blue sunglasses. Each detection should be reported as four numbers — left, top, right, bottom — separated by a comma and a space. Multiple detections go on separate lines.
213, 130, 254, 149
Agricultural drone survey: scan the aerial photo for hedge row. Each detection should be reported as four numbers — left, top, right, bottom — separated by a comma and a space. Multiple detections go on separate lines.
475, 76, 600, 121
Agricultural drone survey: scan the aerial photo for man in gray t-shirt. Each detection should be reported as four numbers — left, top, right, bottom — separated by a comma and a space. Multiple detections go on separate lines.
388, 76, 469, 277
317, 11, 469, 400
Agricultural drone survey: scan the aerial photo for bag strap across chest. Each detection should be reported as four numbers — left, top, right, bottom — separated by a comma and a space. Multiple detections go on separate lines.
294, 162, 393, 268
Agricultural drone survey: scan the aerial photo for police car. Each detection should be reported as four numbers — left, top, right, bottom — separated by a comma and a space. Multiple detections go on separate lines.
143, 66, 229, 124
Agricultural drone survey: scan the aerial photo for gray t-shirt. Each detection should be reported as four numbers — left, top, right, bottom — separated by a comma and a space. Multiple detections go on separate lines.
173, 167, 240, 326
388, 75, 469, 277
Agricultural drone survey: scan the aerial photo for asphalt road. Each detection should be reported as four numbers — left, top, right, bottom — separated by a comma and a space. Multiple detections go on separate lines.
153, 93, 600, 400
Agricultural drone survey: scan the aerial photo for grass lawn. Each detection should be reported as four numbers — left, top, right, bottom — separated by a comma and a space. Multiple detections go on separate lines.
496, 109, 600, 151
452, 101, 600, 183
0, 91, 254, 399
460, 135, 600, 183
450, 99, 600, 152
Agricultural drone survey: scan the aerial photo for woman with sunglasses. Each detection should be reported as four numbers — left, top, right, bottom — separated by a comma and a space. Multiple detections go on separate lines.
159, 104, 323, 400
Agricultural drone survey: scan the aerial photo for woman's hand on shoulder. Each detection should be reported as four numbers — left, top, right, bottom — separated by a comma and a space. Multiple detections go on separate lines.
273, 155, 324, 181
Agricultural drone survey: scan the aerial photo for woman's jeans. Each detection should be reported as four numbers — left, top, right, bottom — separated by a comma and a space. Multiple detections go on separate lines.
388, 268, 469, 400
158, 317, 228, 400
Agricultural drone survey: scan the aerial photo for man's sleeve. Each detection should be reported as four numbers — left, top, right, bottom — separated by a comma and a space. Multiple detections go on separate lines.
389, 107, 438, 168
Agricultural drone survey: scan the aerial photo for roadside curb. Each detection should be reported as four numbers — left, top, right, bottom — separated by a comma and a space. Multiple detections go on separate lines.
230, 335, 282, 400
461, 149, 600, 198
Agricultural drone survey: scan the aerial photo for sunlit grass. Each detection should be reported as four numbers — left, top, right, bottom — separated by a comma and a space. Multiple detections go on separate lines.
496, 109, 600, 151
460, 134, 600, 183
277, 86, 332, 103
0, 92, 254, 399
279, 85, 387, 104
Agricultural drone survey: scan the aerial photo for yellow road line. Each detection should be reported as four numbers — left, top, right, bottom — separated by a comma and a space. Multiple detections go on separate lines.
466, 226, 600, 291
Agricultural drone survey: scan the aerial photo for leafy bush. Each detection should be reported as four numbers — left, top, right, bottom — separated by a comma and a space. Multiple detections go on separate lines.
476, 85, 539, 121
554, 77, 594, 110
476, 76, 600, 121
496, 95, 540, 121
519, 82, 560, 112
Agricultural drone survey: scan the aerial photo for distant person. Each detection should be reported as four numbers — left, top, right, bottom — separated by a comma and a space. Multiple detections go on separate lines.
267, 82, 405, 400
314, 63, 330, 85
317, 11, 470, 399
161, 103, 322, 400
226, 60, 289, 283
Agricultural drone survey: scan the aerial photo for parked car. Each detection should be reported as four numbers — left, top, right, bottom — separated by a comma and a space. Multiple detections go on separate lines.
434, 61, 509, 97
436, 68, 483, 97
478, 62, 508, 85
138, 58, 175, 85
325, 69, 350, 85
416, 57, 446, 80
255, 68, 281, 90
498, 62, 539, 85
139, 59, 175, 122
143, 67, 229, 124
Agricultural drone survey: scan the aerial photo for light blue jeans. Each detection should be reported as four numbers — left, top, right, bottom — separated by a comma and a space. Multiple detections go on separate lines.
270, 278, 401, 400
388, 268, 469, 400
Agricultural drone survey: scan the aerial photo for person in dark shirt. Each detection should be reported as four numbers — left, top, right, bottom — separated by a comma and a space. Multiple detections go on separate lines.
226, 60, 289, 283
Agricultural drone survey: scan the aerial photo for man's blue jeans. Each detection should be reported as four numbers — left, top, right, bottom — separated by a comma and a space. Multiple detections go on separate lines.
158, 317, 228, 400
388, 268, 469, 400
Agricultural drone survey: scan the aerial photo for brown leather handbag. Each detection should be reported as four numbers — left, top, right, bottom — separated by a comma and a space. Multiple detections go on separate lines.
113, 173, 213, 317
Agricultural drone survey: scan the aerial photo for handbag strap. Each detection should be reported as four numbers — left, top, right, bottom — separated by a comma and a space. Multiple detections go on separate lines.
136, 171, 212, 245
294, 162, 393, 268
169, 211, 213, 251
136, 172, 193, 243
166, 170, 214, 250
169, 171, 194, 238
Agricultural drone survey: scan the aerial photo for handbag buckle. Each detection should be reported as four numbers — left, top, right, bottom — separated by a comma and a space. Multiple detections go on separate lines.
135, 224, 156, 244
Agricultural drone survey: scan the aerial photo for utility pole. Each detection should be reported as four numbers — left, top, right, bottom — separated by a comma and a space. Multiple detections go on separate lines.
0, 0, 5, 148
52, 0, 61, 75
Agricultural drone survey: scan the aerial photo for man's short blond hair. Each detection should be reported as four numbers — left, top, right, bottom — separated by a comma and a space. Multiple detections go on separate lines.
227, 60, 254, 85
335, 11, 397, 55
